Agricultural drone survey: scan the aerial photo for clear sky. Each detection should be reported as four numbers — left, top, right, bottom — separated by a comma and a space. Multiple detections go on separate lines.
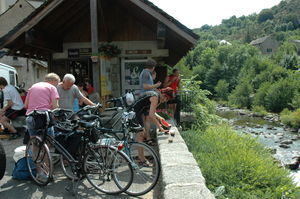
149, 0, 283, 29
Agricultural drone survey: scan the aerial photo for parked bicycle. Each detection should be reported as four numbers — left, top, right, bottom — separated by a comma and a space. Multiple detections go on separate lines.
98, 94, 161, 196
25, 108, 134, 195
54, 96, 162, 196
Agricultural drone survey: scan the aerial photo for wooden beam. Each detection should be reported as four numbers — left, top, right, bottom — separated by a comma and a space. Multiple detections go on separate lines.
55, 1, 90, 36
128, 0, 197, 44
90, 0, 100, 93
44, 0, 83, 29
25, 29, 62, 52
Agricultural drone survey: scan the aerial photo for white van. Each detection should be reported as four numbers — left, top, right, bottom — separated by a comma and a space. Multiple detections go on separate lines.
0, 62, 18, 86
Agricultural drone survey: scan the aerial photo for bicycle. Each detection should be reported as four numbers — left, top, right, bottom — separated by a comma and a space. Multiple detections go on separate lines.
99, 97, 161, 196
0, 141, 6, 180
56, 100, 162, 196
25, 109, 134, 195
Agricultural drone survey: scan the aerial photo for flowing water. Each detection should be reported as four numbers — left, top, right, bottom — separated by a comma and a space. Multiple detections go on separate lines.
216, 106, 300, 186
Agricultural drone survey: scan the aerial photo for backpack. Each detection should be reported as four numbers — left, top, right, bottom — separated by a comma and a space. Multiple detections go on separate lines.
12, 157, 36, 180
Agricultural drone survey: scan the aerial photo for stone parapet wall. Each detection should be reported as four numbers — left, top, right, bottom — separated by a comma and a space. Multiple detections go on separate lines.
157, 127, 215, 199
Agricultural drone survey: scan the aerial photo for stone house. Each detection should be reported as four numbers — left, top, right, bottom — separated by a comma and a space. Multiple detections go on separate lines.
250, 35, 279, 54
0, 0, 45, 89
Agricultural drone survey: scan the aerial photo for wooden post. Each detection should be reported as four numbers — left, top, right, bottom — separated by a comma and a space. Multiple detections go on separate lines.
90, 0, 100, 93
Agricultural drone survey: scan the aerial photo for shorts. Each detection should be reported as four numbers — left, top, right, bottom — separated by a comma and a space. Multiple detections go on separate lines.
26, 116, 54, 137
5, 108, 26, 120
167, 94, 179, 104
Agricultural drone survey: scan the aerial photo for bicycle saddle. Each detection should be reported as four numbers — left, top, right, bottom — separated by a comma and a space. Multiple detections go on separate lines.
78, 121, 95, 128
81, 115, 98, 121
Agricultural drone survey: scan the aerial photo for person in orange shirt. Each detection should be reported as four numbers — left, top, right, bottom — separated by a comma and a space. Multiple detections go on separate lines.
164, 69, 180, 119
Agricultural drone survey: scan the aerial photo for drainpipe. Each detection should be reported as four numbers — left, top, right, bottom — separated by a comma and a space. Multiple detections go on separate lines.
90, 0, 100, 94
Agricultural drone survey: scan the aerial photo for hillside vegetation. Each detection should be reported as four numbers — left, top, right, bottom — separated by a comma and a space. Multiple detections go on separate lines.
176, 0, 300, 128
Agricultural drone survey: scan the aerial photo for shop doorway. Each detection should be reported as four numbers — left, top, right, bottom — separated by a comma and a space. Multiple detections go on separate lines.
52, 59, 92, 84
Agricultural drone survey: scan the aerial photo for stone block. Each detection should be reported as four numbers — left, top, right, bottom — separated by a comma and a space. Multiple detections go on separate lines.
164, 183, 215, 199
162, 165, 205, 185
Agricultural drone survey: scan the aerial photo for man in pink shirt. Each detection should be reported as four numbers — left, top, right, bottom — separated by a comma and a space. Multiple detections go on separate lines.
24, 73, 60, 182
24, 73, 60, 136
25, 73, 60, 114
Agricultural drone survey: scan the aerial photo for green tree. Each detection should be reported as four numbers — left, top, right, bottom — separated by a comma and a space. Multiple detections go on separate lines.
214, 80, 229, 100
264, 79, 297, 112
228, 81, 253, 108
257, 9, 274, 23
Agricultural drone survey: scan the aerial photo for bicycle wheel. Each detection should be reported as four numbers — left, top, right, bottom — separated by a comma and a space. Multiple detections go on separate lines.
25, 137, 53, 186
0, 142, 6, 180
84, 145, 134, 195
60, 155, 80, 181
125, 142, 161, 196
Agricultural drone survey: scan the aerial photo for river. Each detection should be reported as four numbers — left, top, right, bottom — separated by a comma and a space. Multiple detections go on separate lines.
216, 106, 300, 186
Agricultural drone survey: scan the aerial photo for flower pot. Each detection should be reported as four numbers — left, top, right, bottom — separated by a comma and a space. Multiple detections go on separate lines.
90, 56, 99, 62
99, 55, 112, 60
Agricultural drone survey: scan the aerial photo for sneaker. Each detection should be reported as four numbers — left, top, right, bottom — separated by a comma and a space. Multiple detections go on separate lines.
36, 173, 48, 182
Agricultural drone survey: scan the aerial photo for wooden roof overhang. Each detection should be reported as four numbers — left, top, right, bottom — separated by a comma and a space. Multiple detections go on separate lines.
0, 0, 199, 65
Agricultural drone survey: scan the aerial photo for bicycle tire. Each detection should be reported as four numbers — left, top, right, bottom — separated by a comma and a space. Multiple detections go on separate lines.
25, 137, 53, 186
84, 145, 134, 195
60, 155, 80, 181
0, 142, 6, 180
125, 142, 161, 196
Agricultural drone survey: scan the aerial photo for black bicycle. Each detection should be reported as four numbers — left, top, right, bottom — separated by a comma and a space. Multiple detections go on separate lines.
99, 96, 161, 196
0, 141, 6, 180
25, 110, 134, 195
54, 101, 161, 196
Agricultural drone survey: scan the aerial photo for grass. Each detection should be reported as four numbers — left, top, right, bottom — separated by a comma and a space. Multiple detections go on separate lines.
182, 123, 300, 199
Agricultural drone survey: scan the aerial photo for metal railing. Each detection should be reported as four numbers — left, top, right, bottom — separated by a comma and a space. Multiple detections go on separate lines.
172, 90, 194, 124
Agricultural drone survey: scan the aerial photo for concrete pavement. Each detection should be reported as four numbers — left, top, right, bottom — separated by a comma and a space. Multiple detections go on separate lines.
0, 137, 154, 199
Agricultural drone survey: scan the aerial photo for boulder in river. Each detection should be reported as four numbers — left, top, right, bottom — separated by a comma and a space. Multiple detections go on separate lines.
285, 157, 300, 170
280, 140, 293, 145
279, 144, 290, 148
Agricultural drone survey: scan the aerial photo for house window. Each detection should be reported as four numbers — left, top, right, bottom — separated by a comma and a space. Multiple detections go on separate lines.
13, 56, 18, 60
267, 48, 272, 53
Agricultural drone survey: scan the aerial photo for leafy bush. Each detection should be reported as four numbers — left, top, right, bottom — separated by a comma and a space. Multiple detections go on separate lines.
228, 81, 253, 109
264, 79, 296, 112
253, 82, 272, 108
280, 108, 300, 128
181, 77, 219, 131
291, 92, 300, 109
182, 124, 300, 199
252, 105, 268, 116
214, 80, 229, 100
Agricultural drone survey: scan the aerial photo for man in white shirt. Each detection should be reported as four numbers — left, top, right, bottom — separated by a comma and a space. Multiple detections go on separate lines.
0, 77, 25, 139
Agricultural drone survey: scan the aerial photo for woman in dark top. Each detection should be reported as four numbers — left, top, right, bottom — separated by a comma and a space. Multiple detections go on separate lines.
133, 87, 174, 144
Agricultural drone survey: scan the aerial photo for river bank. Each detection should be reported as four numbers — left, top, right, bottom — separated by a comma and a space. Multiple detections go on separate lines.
216, 105, 300, 186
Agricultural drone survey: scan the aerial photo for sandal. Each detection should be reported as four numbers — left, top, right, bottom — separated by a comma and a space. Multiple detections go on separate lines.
138, 160, 152, 167
158, 129, 169, 135
144, 139, 156, 146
